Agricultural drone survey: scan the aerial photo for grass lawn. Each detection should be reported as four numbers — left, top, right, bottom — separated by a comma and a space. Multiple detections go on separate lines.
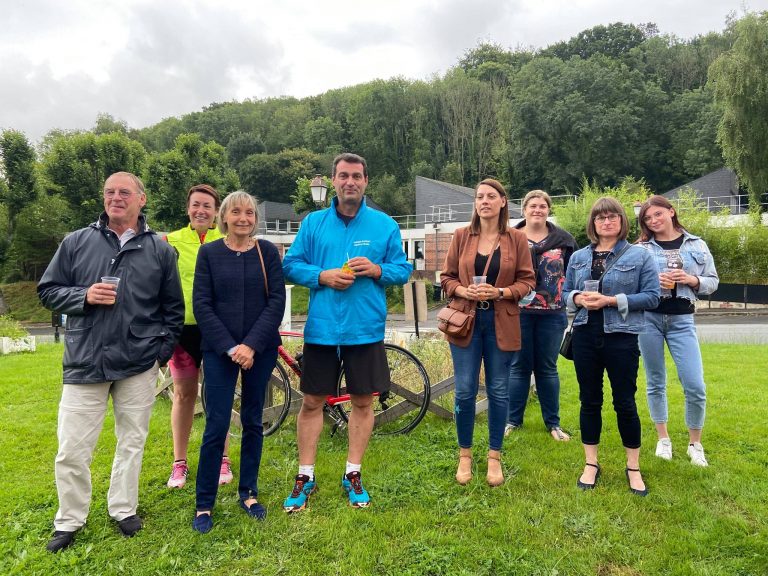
1, 342, 766, 575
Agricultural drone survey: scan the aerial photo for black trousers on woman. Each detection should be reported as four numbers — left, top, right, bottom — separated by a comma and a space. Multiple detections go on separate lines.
572, 318, 641, 449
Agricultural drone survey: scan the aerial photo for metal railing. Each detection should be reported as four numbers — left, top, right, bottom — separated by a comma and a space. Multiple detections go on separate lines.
266, 194, 766, 233
694, 194, 766, 214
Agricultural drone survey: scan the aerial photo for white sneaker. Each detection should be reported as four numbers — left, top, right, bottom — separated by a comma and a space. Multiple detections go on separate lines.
687, 442, 708, 467
655, 438, 672, 460
504, 423, 520, 437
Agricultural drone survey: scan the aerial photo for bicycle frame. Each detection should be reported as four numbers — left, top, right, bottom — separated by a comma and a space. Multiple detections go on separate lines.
277, 330, 430, 436
278, 330, 372, 434
279, 330, 383, 406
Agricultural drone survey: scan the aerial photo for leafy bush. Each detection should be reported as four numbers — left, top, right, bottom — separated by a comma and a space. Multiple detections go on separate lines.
0, 315, 28, 338
552, 176, 653, 248
554, 180, 768, 285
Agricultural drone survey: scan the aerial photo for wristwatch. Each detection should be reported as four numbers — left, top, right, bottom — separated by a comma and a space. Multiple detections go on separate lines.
497, 288, 504, 301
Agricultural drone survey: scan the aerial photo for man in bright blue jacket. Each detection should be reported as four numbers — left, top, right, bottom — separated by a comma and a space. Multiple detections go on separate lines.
282, 153, 412, 511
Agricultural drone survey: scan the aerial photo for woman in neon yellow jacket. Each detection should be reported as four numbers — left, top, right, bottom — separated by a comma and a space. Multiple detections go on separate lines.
164, 184, 229, 489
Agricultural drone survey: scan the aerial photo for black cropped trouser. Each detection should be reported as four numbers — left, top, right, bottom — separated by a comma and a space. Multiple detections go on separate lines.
572, 320, 641, 449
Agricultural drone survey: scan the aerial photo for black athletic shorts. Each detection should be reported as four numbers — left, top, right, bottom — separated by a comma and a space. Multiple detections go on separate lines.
177, 324, 203, 367
299, 341, 390, 396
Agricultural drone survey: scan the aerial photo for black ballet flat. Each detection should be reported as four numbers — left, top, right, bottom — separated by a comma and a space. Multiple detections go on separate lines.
625, 467, 649, 497
576, 462, 600, 490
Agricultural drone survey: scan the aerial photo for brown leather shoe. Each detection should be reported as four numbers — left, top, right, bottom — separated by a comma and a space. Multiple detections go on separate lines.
456, 450, 473, 485
487, 451, 504, 487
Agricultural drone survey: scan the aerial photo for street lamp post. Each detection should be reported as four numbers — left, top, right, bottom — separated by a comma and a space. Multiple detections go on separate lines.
632, 201, 643, 239
310, 174, 328, 207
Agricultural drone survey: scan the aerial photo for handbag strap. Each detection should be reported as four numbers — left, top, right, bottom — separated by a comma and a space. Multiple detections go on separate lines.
254, 238, 269, 299
479, 235, 499, 278
596, 242, 632, 282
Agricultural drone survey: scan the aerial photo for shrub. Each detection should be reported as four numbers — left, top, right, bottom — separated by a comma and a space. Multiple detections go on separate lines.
554, 180, 768, 285
0, 315, 27, 338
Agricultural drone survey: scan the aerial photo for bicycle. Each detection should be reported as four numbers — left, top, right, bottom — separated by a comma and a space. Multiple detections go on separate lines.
199, 330, 431, 436
157, 355, 292, 437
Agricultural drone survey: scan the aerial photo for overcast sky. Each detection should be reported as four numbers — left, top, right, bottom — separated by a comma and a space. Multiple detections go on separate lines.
0, 0, 764, 143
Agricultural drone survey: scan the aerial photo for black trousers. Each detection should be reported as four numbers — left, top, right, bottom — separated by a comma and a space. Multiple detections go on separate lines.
572, 320, 641, 448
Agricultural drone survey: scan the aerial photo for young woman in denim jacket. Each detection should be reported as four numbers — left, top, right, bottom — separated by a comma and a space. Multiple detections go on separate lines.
563, 197, 659, 496
637, 195, 719, 467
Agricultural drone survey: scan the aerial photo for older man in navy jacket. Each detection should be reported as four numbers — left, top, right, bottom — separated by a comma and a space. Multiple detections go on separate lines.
38, 172, 184, 552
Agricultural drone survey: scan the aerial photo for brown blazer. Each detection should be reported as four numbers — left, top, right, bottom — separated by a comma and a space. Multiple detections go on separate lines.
440, 226, 536, 351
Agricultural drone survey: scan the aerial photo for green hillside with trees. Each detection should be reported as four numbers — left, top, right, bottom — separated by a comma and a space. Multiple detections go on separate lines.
1, 13, 767, 284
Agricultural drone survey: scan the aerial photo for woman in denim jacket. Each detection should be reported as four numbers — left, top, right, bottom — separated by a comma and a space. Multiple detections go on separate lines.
637, 195, 719, 467
563, 197, 659, 496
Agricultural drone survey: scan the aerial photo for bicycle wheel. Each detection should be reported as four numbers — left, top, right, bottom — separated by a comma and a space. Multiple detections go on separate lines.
336, 343, 431, 435
263, 361, 291, 436
200, 361, 291, 438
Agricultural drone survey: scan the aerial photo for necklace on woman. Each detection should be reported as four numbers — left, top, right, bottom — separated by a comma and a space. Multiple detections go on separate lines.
224, 236, 254, 254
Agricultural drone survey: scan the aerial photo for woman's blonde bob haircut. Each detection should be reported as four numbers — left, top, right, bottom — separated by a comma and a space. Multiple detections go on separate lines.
469, 178, 509, 234
218, 191, 259, 235
586, 196, 629, 244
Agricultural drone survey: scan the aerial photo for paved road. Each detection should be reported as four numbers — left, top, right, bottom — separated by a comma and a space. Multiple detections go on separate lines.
383, 307, 768, 345
23, 308, 768, 345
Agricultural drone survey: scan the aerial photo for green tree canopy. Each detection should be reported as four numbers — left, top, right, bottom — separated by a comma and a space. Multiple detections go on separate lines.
226, 132, 266, 168
238, 148, 322, 203
0, 130, 38, 236
144, 133, 239, 230
709, 11, 768, 205
40, 131, 147, 227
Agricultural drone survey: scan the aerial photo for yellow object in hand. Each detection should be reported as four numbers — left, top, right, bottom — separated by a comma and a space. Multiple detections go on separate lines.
342, 261, 353, 275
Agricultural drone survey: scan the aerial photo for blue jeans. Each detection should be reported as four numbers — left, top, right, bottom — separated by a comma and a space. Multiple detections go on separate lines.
507, 312, 567, 429
638, 312, 706, 430
450, 308, 515, 452
196, 348, 278, 511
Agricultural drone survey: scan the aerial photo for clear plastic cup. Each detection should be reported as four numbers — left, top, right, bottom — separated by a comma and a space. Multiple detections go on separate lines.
101, 276, 120, 289
101, 276, 120, 304
583, 280, 600, 293
472, 276, 487, 285
660, 268, 674, 297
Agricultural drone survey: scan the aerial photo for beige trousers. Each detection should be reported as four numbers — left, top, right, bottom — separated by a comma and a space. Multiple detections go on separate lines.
53, 363, 158, 532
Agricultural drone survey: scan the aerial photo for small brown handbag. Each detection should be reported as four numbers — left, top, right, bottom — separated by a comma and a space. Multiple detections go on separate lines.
437, 303, 475, 337
437, 236, 497, 338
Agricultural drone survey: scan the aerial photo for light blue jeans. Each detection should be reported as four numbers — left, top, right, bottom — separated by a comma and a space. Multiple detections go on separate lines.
638, 312, 706, 430
450, 308, 515, 452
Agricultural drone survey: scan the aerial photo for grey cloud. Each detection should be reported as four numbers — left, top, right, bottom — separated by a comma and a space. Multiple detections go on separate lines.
101, 3, 288, 122
0, 2, 287, 142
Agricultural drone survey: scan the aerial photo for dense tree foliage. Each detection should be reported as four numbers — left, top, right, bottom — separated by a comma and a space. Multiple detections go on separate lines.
144, 133, 239, 230
0, 130, 38, 237
237, 148, 323, 203
2, 15, 766, 281
40, 131, 147, 227
709, 12, 768, 205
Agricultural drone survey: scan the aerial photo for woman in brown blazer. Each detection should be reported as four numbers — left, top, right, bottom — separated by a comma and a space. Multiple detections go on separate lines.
441, 178, 536, 486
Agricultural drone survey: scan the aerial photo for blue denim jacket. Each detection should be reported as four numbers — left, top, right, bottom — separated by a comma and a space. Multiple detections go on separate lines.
639, 231, 719, 302
563, 239, 660, 333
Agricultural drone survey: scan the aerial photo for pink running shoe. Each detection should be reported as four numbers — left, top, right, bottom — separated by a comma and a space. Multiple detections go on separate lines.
167, 461, 188, 489
219, 456, 234, 485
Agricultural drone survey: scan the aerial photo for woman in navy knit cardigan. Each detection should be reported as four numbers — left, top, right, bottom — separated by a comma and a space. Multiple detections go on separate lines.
191, 191, 286, 533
